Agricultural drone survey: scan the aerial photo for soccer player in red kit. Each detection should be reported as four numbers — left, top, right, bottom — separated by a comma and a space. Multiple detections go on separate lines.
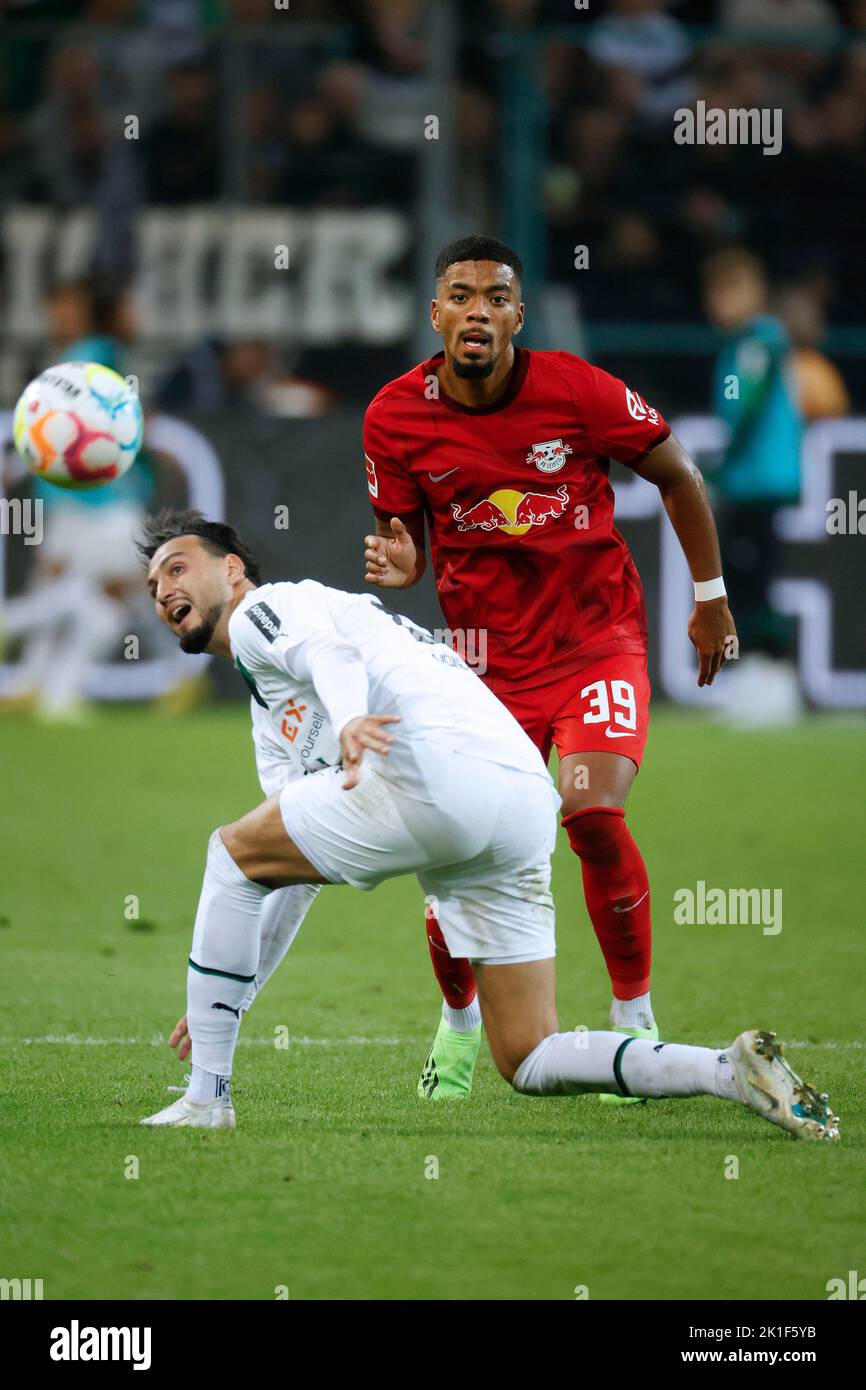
363, 236, 737, 1100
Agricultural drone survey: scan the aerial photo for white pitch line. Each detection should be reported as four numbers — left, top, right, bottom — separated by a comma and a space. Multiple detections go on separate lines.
0, 1034, 404, 1048
0, 1036, 862, 1050
754, 1040, 866, 1051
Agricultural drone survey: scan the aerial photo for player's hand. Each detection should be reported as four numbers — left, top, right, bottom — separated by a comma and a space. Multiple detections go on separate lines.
364, 518, 417, 588
340, 713, 401, 790
169, 1014, 191, 1062
688, 598, 737, 687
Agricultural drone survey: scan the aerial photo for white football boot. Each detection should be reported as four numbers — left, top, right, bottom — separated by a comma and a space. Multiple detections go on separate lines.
140, 1078, 236, 1129
729, 1029, 839, 1142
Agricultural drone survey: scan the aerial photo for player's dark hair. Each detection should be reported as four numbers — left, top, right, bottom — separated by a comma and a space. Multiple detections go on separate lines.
137, 509, 262, 586
435, 236, 523, 286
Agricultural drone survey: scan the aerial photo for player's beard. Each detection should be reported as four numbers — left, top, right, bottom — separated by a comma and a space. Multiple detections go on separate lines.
452, 354, 497, 380
179, 601, 225, 655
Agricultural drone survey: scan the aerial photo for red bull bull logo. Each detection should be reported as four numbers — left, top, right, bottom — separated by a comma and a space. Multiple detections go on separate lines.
451, 483, 570, 536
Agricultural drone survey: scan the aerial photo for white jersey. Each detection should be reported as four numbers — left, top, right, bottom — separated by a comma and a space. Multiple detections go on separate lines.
229, 580, 548, 796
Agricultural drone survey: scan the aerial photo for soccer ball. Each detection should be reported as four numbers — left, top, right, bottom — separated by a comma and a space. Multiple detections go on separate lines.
13, 361, 144, 490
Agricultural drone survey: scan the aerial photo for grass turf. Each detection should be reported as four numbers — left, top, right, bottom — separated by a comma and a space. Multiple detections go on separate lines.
0, 706, 863, 1300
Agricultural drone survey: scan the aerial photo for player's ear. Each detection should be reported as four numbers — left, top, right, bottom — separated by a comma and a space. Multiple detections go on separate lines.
226, 552, 246, 586
430, 298, 440, 333
513, 303, 525, 336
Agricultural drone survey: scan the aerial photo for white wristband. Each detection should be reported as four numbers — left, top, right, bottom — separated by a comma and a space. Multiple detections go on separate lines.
694, 576, 726, 602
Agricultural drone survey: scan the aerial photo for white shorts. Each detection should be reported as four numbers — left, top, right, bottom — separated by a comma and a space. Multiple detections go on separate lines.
278, 741, 560, 965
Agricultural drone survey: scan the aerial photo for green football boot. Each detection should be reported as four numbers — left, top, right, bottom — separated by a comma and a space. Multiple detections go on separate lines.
417, 1016, 482, 1099
599, 1021, 660, 1105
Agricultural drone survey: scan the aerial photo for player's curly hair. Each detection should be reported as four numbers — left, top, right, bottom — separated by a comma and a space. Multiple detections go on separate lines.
137, 509, 262, 586
435, 235, 523, 285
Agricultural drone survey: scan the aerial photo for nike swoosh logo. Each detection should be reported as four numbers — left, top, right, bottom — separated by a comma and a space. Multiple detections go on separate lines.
613, 890, 649, 914
604, 728, 633, 739
428, 468, 458, 483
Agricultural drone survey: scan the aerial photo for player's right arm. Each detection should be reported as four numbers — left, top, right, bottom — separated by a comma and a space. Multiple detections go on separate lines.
364, 513, 426, 588
362, 399, 427, 588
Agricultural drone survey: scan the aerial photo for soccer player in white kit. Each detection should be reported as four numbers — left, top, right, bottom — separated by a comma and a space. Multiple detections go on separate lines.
137, 511, 838, 1142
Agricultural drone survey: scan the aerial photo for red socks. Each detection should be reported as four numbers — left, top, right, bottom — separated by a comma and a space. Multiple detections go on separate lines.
562, 806, 652, 1000
424, 903, 477, 1009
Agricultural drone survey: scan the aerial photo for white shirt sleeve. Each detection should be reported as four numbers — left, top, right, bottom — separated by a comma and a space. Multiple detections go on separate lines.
233, 586, 369, 737
289, 630, 370, 735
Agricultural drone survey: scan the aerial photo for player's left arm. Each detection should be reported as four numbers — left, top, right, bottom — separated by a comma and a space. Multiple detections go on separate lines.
575, 358, 737, 688
630, 432, 737, 687
283, 630, 400, 788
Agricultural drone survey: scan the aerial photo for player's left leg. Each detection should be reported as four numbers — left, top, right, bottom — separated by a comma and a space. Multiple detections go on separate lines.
558, 752, 654, 1009
474, 964, 839, 1142
553, 654, 656, 1104
140, 798, 327, 1128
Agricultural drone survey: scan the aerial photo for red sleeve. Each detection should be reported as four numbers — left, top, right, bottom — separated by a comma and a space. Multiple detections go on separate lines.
363, 401, 424, 519
577, 360, 670, 466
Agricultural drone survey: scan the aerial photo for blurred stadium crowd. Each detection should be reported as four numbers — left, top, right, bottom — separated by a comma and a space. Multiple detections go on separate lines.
1, 0, 862, 723
2, 2, 864, 362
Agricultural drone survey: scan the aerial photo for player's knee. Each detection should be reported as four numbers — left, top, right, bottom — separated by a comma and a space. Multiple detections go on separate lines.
490, 1034, 547, 1089
509, 1034, 557, 1095
217, 822, 251, 874
560, 785, 624, 817
495, 1055, 519, 1087
562, 805, 626, 862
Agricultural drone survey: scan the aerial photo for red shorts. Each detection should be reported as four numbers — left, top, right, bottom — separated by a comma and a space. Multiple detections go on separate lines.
489, 653, 651, 769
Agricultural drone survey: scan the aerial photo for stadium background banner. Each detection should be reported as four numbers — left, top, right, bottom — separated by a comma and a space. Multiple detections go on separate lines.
126, 409, 866, 711
4, 406, 862, 708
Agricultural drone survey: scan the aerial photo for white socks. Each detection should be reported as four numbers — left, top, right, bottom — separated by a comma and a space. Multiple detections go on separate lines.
238, 883, 320, 1014
610, 991, 655, 1031
513, 1030, 735, 1101
442, 996, 482, 1032
714, 1048, 741, 1101
186, 830, 270, 1081
188, 1067, 232, 1104
184, 844, 320, 1100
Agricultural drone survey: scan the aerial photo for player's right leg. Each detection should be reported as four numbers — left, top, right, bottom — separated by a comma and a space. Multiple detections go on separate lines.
415, 698, 554, 1099
473, 964, 839, 1141
162, 884, 321, 1065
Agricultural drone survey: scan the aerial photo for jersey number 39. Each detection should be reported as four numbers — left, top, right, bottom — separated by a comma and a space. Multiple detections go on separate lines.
579, 679, 637, 731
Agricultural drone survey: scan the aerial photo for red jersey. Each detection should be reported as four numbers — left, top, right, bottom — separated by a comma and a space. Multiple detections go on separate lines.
363, 347, 670, 690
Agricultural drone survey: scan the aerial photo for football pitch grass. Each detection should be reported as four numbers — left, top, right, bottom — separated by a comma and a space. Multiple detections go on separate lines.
1, 706, 863, 1301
